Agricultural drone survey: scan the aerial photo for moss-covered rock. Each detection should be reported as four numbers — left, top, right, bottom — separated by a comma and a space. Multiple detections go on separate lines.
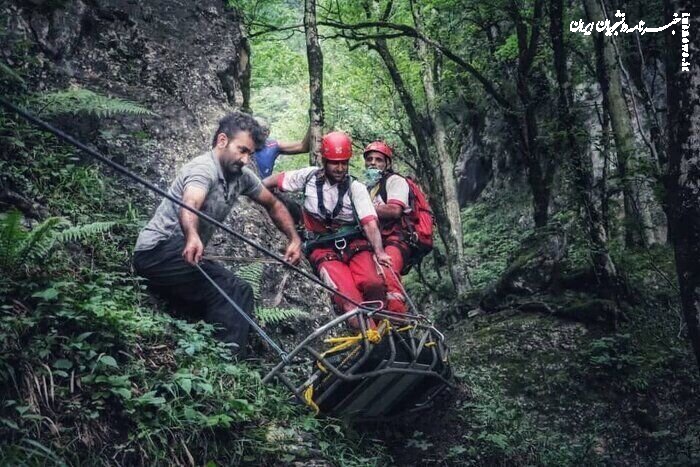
480, 226, 567, 311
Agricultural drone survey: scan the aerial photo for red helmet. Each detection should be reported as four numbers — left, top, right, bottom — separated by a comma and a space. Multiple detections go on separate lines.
321, 131, 353, 161
363, 141, 393, 160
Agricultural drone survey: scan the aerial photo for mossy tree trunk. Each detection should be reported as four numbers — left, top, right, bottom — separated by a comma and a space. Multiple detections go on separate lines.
304, 0, 324, 166
369, 35, 468, 295
583, 0, 650, 248
549, 0, 617, 288
663, 0, 700, 373
508, 0, 554, 228
410, 0, 467, 294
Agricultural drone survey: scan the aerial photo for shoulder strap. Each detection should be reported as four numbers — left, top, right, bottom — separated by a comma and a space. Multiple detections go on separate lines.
304, 167, 322, 186
316, 173, 351, 226
369, 173, 391, 202
347, 177, 361, 225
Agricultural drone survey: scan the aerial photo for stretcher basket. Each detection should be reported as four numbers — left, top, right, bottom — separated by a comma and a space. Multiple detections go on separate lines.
262, 306, 453, 419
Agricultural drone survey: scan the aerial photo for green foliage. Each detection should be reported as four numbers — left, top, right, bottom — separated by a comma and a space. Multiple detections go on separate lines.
0, 258, 390, 465
461, 192, 532, 287
0, 209, 115, 278
256, 306, 309, 326
0, 113, 122, 219
31, 87, 156, 118
53, 221, 115, 243
494, 34, 519, 62
455, 365, 596, 465
445, 309, 700, 466
0, 61, 25, 87
577, 333, 652, 392
235, 262, 264, 301
250, 40, 306, 89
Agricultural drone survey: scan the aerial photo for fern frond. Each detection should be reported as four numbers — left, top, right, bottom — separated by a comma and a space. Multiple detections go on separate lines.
18, 217, 68, 264
0, 62, 25, 86
236, 262, 265, 302
0, 211, 117, 276
0, 210, 27, 268
53, 221, 116, 244
33, 88, 157, 118
256, 307, 309, 326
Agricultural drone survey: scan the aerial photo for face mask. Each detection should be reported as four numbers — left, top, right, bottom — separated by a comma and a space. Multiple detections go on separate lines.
363, 168, 383, 187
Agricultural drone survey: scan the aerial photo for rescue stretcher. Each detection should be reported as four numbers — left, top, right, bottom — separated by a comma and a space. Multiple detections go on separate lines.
262, 305, 453, 419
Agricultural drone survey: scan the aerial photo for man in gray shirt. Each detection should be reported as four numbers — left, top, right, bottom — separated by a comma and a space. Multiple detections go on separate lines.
133, 112, 302, 355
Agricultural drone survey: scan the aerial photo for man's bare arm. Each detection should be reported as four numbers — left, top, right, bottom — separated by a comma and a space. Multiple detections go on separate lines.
277, 127, 310, 154
179, 185, 207, 265
252, 186, 302, 264
374, 203, 403, 220
262, 173, 282, 191
362, 219, 392, 268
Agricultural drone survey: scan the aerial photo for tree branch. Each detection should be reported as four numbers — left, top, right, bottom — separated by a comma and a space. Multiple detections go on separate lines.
317, 19, 513, 110
248, 22, 304, 38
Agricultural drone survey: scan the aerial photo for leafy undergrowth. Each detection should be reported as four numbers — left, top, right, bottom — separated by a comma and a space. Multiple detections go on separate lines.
461, 190, 533, 288
369, 310, 699, 466
0, 269, 389, 465
402, 189, 532, 308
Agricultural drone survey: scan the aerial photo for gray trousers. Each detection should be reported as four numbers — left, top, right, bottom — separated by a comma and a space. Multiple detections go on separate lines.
133, 237, 254, 348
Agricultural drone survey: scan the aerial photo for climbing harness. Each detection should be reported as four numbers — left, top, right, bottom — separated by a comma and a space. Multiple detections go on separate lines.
1, 98, 453, 418
301, 224, 363, 256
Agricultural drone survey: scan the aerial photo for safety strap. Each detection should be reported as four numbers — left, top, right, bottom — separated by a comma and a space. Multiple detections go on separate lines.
304, 385, 320, 414
370, 173, 408, 237
306, 169, 361, 228
316, 173, 349, 226
302, 225, 363, 257
321, 328, 383, 356
304, 323, 386, 414
369, 173, 389, 203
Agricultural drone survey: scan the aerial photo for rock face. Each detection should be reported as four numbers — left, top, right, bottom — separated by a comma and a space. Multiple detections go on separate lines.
480, 226, 568, 311
3, 0, 251, 178
455, 111, 519, 207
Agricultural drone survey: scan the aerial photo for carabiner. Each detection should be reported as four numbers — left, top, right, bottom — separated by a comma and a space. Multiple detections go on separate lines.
334, 237, 347, 251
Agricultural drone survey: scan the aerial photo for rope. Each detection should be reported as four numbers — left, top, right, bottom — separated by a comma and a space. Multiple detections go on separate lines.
195, 263, 287, 359
303, 385, 320, 415
320, 322, 389, 358
387, 265, 422, 316
316, 319, 388, 370
0, 98, 374, 312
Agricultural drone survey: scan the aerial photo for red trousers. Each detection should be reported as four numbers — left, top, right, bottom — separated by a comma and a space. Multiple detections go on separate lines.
381, 235, 409, 313
309, 239, 386, 314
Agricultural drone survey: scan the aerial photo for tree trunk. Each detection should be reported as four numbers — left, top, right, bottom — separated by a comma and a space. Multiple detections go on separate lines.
371, 36, 468, 295
510, 0, 552, 228
549, 0, 617, 287
626, 39, 666, 167
663, 0, 700, 373
410, 1, 467, 289
304, 0, 324, 165
583, 0, 648, 247
598, 104, 613, 237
